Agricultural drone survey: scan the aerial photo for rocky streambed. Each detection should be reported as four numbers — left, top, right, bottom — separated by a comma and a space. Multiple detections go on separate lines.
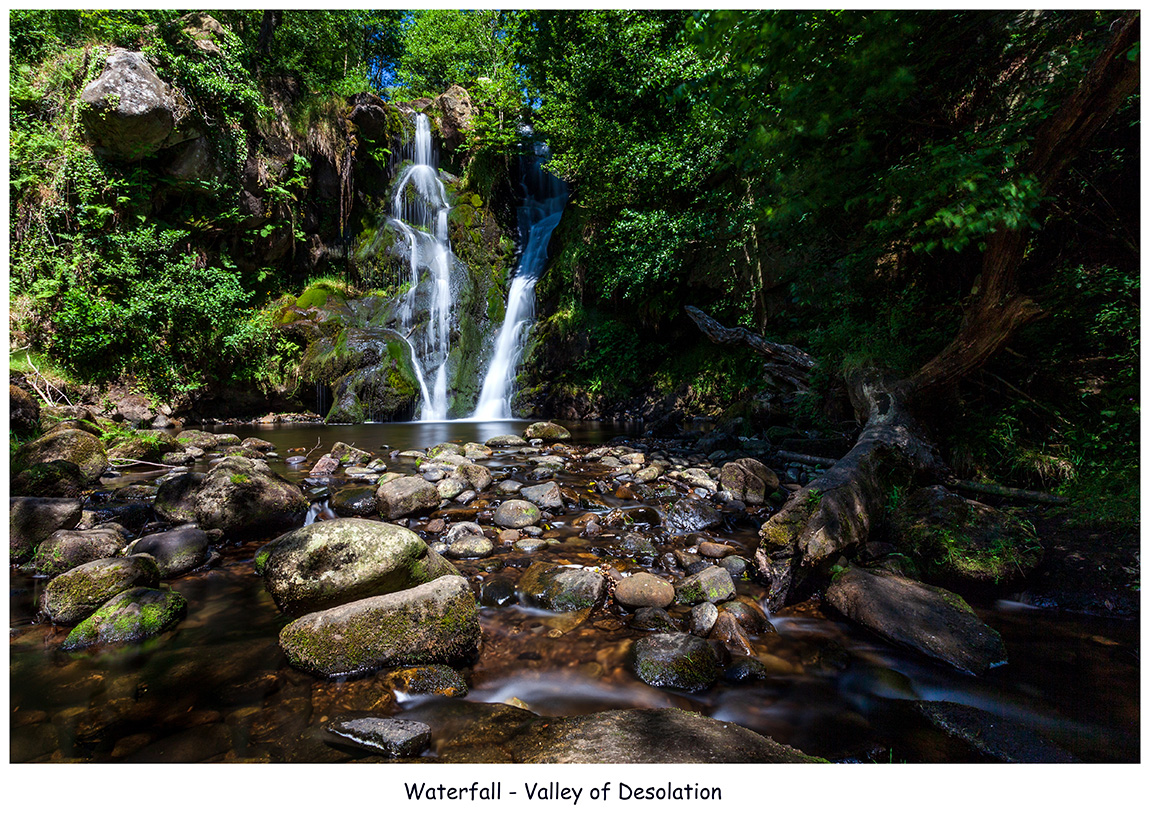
9, 418, 1139, 763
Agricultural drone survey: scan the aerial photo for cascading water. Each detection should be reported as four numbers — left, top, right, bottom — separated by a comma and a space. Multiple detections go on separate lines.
388, 113, 459, 421
470, 145, 568, 420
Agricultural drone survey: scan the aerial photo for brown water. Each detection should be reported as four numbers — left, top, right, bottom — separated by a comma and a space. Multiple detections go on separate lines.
9, 422, 1140, 763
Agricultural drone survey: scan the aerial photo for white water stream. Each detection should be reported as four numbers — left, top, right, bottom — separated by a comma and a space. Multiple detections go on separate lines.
470, 147, 567, 420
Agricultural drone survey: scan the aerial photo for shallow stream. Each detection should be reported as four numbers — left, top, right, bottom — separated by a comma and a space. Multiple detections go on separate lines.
9, 421, 1140, 763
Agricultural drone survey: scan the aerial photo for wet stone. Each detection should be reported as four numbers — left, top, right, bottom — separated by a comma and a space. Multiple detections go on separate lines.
513, 538, 548, 553
719, 555, 751, 579
688, 602, 719, 636
631, 633, 721, 692
445, 535, 494, 559
631, 607, 679, 632
494, 480, 524, 496
493, 499, 542, 529
675, 566, 736, 606
325, 717, 431, 758
521, 481, 563, 509
614, 573, 675, 609
386, 665, 468, 698
479, 576, 517, 607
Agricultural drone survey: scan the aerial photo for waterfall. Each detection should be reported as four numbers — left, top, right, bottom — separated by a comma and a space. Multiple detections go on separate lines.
388, 113, 457, 421
470, 146, 568, 420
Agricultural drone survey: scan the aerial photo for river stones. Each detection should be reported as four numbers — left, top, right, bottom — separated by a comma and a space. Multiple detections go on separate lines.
518, 562, 607, 611
719, 598, 774, 635
664, 498, 724, 532
11, 460, 88, 498
376, 475, 440, 520
444, 521, 484, 543
486, 434, 528, 447
262, 518, 460, 613
278, 574, 480, 678
710, 611, 754, 655
40, 555, 161, 624
330, 485, 378, 517
445, 535, 494, 559
688, 602, 719, 636
385, 664, 468, 697
15, 428, 109, 483
826, 565, 1008, 675
674, 565, 736, 606
719, 457, 779, 504
436, 477, 467, 500
175, 429, 219, 450
10, 497, 83, 562
129, 527, 210, 578
631, 606, 678, 631
62, 587, 187, 649
325, 716, 431, 758
154, 456, 308, 536
456, 462, 492, 491
463, 443, 492, 459
523, 422, 571, 441
494, 479, 523, 495
27, 526, 128, 577
520, 481, 563, 510
330, 441, 373, 465
614, 573, 675, 609
631, 633, 722, 692
493, 499, 541, 529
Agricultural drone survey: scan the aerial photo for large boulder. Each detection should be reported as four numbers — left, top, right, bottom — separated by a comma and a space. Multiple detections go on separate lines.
153, 456, 308, 536
523, 421, 571, 441
517, 562, 607, 612
27, 526, 128, 577
376, 475, 440, 520
79, 50, 178, 159
15, 428, 108, 483
664, 498, 724, 532
826, 565, 1008, 675
631, 633, 722, 692
262, 518, 459, 613
40, 555, 161, 624
129, 527, 210, 578
10, 460, 87, 498
10, 497, 82, 563
62, 587, 186, 649
10, 385, 39, 434
433, 84, 476, 152
891, 485, 1042, 587
278, 575, 480, 678
719, 457, 779, 504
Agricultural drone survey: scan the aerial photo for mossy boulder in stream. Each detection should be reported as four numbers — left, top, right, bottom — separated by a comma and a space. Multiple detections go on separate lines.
154, 456, 307, 537
376, 475, 441, 520
41, 555, 161, 624
630, 633, 723, 692
517, 562, 607, 611
278, 574, 480, 678
10, 497, 83, 563
15, 428, 108, 483
62, 587, 187, 649
262, 518, 460, 614
27, 526, 128, 577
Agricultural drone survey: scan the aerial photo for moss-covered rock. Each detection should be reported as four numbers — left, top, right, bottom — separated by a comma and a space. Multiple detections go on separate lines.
674, 566, 736, 606
631, 633, 722, 692
10, 460, 88, 498
330, 485, 378, 517
517, 562, 607, 612
262, 518, 460, 614
41, 555, 161, 624
62, 587, 186, 649
10, 497, 82, 563
154, 456, 307, 537
523, 421, 571, 441
27, 526, 128, 577
278, 574, 480, 678
892, 485, 1042, 587
385, 664, 469, 697
15, 428, 109, 483
719, 457, 779, 504
10, 384, 40, 435
129, 527, 210, 578
376, 475, 440, 520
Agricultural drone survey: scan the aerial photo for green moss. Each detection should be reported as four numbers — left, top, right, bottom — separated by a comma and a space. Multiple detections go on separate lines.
230, 473, 251, 484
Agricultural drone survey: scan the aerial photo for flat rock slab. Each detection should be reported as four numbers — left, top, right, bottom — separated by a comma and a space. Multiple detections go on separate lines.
916, 701, 1077, 763
278, 575, 480, 678
826, 566, 1007, 675
325, 717, 431, 758
402, 700, 822, 763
